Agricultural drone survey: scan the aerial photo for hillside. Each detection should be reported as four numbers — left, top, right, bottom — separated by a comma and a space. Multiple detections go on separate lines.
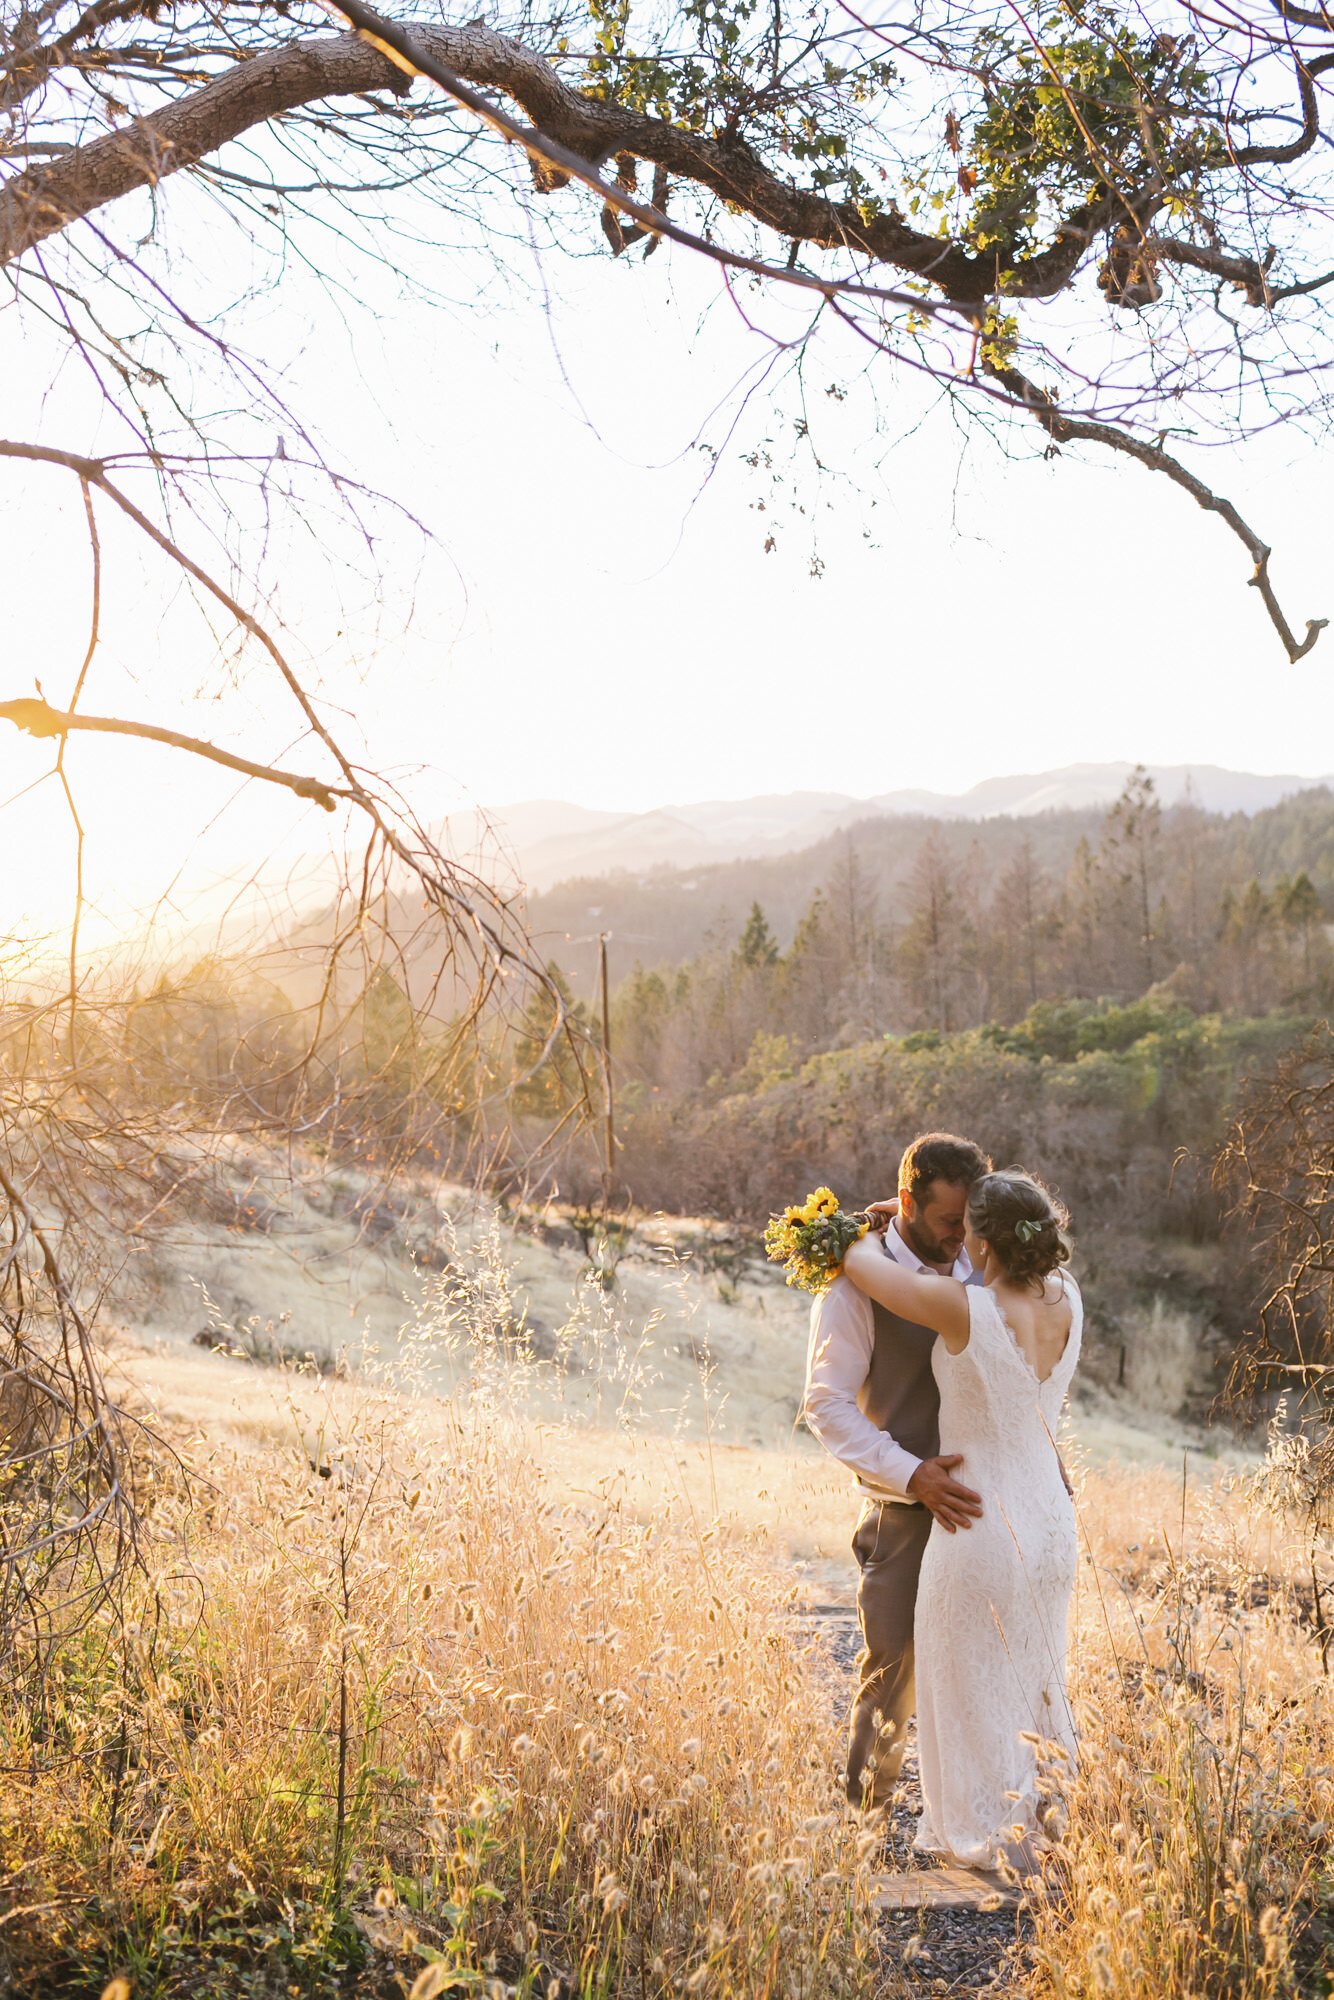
526, 782, 1334, 1003
206, 772, 1334, 1028
109, 1154, 1247, 1512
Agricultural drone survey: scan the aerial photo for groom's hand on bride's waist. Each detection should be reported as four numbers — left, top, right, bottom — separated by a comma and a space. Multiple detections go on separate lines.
907, 1455, 983, 1532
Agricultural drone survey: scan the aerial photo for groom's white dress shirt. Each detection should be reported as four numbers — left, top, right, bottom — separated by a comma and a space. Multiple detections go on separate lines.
803, 1222, 974, 1504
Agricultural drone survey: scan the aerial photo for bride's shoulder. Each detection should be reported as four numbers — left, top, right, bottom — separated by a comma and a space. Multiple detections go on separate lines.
966, 1281, 1005, 1325
1054, 1271, 1083, 1317
960, 1283, 1012, 1358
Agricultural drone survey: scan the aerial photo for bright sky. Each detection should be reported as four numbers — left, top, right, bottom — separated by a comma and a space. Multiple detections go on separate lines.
2, 161, 1332, 949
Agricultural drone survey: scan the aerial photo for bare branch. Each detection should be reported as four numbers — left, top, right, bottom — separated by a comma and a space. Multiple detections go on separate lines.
1271, 262, 1334, 301
1144, 232, 1275, 306
0, 696, 346, 809
1233, 56, 1321, 165
0, 439, 361, 789
0, 1144, 145, 1687
1272, 0, 1334, 31
985, 361, 1328, 664
0, 438, 579, 1006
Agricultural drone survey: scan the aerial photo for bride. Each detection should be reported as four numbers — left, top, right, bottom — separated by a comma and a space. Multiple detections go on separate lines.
841, 1168, 1080, 1873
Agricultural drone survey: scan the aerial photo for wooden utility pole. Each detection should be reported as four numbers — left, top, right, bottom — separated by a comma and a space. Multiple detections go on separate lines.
599, 932, 615, 1212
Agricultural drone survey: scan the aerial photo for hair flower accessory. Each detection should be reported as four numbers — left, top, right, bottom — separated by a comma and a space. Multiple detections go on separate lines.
1014, 1218, 1044, 1243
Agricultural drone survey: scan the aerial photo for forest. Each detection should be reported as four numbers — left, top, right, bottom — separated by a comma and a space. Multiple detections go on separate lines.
15, 765, 1324, 1407
509, 773, 1324, 1212
530, 771, 1334, 1033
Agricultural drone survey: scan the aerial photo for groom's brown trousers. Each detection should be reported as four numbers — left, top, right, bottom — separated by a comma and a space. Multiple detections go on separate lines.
842, 1289, 945, 1808
847, 1498, 934, 1807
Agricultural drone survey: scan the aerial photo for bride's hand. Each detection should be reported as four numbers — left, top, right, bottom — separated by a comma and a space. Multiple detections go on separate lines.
863, 1196, 899, 1235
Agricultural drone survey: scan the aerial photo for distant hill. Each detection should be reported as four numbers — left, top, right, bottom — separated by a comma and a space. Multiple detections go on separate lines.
231, 765, 1334, 1016
524, 781, 1334, 1001
439, 764, 1334, 893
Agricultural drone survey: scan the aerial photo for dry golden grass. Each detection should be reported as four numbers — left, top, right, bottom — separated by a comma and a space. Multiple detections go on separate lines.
0, 1309, 879, 1998
1028, 1461, 1334, 1998
116, 1170, 816, 1453
2, 1223, 1330, 1999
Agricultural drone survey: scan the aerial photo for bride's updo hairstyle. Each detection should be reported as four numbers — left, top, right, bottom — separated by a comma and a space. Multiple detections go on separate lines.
966, 1169, 1071, 1288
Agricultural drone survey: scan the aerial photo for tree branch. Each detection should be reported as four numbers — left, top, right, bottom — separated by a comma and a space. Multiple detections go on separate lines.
0, 696, 346, 808
1272, 262, 1334, 301
0, 15, 1097, 304
1143, 233, 1275, 306
0, 438, 561, 990
0, 438, 361, 791
985, 362, 1328, 663
1234, 56, 1321, 165
1271, 0, 1334, 38
1, 0, 172, 116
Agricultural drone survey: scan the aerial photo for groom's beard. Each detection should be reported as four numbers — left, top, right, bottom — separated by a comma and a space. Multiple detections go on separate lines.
900, 1214, 962, 1269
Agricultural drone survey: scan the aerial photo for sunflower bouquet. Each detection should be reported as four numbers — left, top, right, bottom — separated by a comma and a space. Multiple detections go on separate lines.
763, 1186, 870, 1295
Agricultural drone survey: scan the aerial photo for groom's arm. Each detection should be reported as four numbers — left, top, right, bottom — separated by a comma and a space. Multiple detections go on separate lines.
802, 1283, 924, 1501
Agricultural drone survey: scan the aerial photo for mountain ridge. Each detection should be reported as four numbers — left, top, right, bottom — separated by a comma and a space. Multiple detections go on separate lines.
444, 763, 1334, 893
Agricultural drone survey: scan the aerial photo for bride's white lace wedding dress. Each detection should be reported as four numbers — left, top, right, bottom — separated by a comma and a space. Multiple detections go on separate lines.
913, 1278, 1082, 1870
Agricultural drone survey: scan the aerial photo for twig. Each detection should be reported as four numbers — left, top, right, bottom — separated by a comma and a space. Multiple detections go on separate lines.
985, 362, 1327, 663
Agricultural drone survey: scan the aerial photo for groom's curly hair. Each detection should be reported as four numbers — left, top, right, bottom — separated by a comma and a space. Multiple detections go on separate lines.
968, 1169, 1072, 1286
898, 1132, 991, 1203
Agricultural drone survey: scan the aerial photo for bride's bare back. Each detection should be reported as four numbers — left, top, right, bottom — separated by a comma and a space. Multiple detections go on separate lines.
988, 1276, 1073, 1385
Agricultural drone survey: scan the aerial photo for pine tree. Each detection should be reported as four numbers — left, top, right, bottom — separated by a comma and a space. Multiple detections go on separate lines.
1064, 836, 1102, 997
1221, 880, 1274, 1013
898, 836, 969, 1034
735, 902, 780, 970
1282, 870, 1325, 988
991, 838, 1050, 1017
614, 963, 673, 1084
782, 891, 835, 1049
1101, 765, 1163, 993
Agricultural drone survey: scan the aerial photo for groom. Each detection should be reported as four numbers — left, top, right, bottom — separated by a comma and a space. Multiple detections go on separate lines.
803, 1131, 991, 1809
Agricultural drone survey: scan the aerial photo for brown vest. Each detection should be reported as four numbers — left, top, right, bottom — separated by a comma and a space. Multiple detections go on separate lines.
858, 1295, 941, 1467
